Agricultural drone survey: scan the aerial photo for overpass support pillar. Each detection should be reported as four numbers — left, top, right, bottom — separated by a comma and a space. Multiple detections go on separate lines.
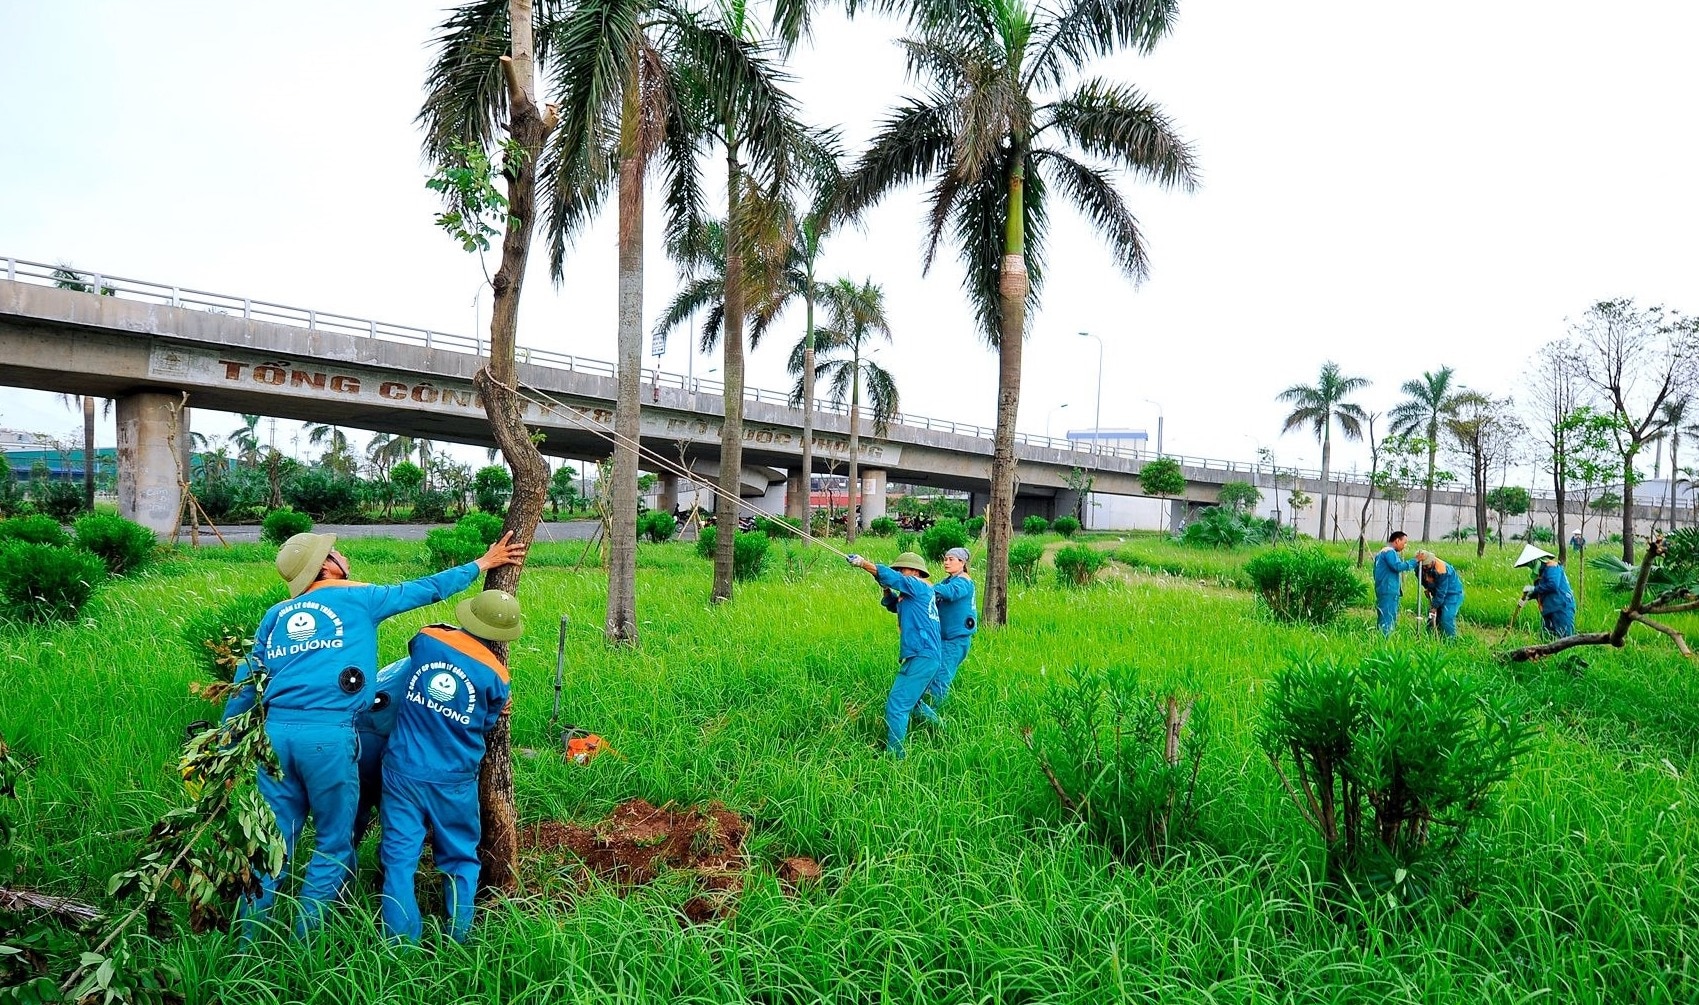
859, 469, 888, 528
116, 392, 189, 535
970, 492, 991, 517
785, 469, 806, 520
1054, 490, 1082, 524
658, 473, 679, 515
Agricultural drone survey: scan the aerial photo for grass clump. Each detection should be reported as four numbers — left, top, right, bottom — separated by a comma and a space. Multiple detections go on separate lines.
425, 527, 485, 571
866, 516, 898, 537
260, 507, 312, 545
1052, 515, 1080, 538
694, 527, 770, 581
1009, 538, 1044, 584
0, 541, 106, 623
1053, 544, 1106, 587
179, 584, 288, 681
0, 514, 70, 548
1244, 547, 1363, 624
73, 512, 158, 576
919, 518, 970, 560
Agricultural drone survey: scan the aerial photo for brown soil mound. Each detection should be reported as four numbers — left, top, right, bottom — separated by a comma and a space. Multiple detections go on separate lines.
523, 798, 748, 922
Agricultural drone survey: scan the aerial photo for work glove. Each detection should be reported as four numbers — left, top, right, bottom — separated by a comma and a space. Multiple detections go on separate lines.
1521, 585, 1535, 599
846, 554, 863, 566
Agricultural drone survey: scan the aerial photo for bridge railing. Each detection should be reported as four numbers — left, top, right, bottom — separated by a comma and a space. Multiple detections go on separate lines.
5, 254, 1366, 483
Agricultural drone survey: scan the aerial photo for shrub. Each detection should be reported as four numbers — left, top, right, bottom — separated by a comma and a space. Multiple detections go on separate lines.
73, 512, 157, 575
1053, 544, 1106, 587
920, 518, 971, 561
867, 516, 898, 537
390, 461, 425, 499
30, 480, 86, 521
1022, 515, 1050, 535
1009, 539, 1045, 585
696, 524, 718, 560
1138, 457, 1186, 498
425, 528, 485, 571
1444, 526, 1476, 542
410, 488, 452, 523
283, 469, 362, 520
179, 585, 288, 682
896, 531, 919, 554
1052, 515, 1080, 538
756, 516, 801, 539
693, 526, 770, 580
0, 541, 105, 623
638, 510, 677, 543
0, 459, 24, 517
1260, 649, 1532, 896
261, 507, 313, 545
473, 465, 513, 515
1024, 668, 1210, 860
1181, 505, 1266, 550
0, 514, 71, 548
193, 479, 238, 521
1218, 480, 1262, 513
965, 515, 985, 539
1244, 547, 1364, 625
456, 512, 505, 546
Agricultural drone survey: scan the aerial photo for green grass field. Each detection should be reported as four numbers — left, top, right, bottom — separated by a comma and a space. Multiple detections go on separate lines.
3, 534, 1697, 1003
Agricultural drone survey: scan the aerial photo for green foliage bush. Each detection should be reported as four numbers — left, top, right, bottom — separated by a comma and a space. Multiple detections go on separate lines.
260, 507, 312, 545
696, 524, 718, 560
1009, 538, 1045, 585
0, 541, 105, 623
283, 469, 362, 520
1520, 525, 1556, 544
1052, 515, 1080, 538
1244, 547, 1364, 625
693, 526, 770, 580
0, 459, 24, 516
0, 514, 71, 548
1026, 668, 1210, 860
1181, 505, 1266, 550
1053, 544, 1106, 587
473, 465, 513, 515
456, 511, 504, 546
965, 515, 985, 539
390, 461, 425, 498
73, 513, 157, 575
1218, 480, 1262, 512
411, 488, 452, 523
920, 518, 971, 561
638, 510, 677, 543
867, 516, 898, 537
1138, 457, 1186, 498
1259, 649, 1532, 895
1022, 515, 1050, 535
756, 516, 801, 539
179, 585, 288, 682
30, 480, 86, 521
425, 527, 485, 571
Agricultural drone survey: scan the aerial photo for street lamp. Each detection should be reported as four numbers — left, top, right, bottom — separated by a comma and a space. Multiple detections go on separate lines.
1145, 398, 1164, 457
1045, 402, 1070, 441
1078, 332, 1103, 459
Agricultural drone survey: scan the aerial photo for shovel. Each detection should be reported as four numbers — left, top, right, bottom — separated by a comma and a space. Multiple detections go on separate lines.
1498, 597, 1528, 644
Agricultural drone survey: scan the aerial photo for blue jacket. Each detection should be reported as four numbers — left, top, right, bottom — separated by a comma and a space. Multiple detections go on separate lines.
384, 625, 511, 780
1421, 562, 1464, 606
358, 658, 410, 739
932, 574, 978, 641
1373, 548, 1417, 600
873, 565, 942, 662
1530, 561, 1574, 611
223, 562, 482, 721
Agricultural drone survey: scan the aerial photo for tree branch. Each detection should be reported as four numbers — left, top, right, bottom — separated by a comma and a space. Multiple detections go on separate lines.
1629, 613, 1695, 658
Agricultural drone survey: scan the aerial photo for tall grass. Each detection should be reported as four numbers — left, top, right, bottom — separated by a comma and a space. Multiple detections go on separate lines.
1, 540, 1695, 1002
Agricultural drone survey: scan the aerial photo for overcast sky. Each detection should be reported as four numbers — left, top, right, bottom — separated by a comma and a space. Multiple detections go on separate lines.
3, 2, 1697, 479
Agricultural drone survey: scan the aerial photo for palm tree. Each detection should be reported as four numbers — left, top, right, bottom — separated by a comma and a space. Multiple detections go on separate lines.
303, 421, 354, 476
788, 278, 897, 543
228, 414, 264, 468
1658, 397, 1689, 529
1277, 362, 1370, 539
840, 0, 1197, 626
52, 266, 116, 510
1387, 366, 1463, 543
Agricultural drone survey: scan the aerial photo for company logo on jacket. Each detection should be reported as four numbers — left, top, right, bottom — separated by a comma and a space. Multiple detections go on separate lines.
407, 660, 477, 726
264, 599, 348, 659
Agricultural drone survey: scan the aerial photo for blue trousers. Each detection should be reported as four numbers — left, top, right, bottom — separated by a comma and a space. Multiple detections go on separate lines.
1542, 604, 1575, 638
353, 729, 386, 847
238, 714, 359, 941
925, 637, 973, 707
1376, 592, 1400, 636
379, 765, 481, 944
885, 655, 944, 757
1430, 596, 1462, 638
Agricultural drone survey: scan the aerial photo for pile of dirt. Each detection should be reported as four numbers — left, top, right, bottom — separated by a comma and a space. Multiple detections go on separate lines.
523, 798, 750, 922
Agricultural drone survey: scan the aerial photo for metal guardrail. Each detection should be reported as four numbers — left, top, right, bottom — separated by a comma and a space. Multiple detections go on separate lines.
5, 254, 1359, 483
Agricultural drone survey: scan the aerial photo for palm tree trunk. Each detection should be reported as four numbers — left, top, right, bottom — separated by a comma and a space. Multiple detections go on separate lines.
713, 141, 745, 603
82, 395, 96, 512
847, 365, 861, 545
1318, 421, 1332, 539
475, 1, 554, 893
798, 284, 816, 530
983, 154, 1029, 628
1421, 427, 1437, 542
605, 59, 643, 645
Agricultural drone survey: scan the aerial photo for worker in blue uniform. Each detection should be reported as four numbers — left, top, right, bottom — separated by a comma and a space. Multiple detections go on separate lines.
352, 657, 408, 849
847, 551, 943, 757
1417, 550, 1465, 638
1515, 544, 1575, 638
223, 531, 525, 941
1372, 531, 1419, 635
378, 590, 521, 944
924, 547, 977, 710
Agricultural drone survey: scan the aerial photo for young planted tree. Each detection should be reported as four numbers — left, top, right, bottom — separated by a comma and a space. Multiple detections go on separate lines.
1567, 299, 1699, 562
1354, 413, 1381, 567
786, 278, 898, 543
1444, 392, 1518, 557
841, 0, 1197, 625
420, 0, 560, 890
1388, 366, 1464, 543
1276, 362, 1370, 540
1485, 485, 1530, 549
1526, 342, 1583, 563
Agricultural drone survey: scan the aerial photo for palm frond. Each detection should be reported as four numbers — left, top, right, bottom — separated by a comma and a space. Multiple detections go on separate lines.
839, 97, 956, 221
1024, 0, 1179, 90
418, 0, 513, 164
861, 359, 900, 435
1040, 77, 1198, 190
1031, 148, 1149, 281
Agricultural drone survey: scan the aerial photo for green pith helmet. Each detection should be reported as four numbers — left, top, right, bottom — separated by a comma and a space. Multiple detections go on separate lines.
276, 532, 338, 598
890, 552, 930, 578
456, 589, 524, 642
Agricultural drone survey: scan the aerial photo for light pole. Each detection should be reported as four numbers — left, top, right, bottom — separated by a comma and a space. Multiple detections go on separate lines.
1145, 398, 1164, 457
1045, 402, 1070, 441
1078, 332, 1103, 458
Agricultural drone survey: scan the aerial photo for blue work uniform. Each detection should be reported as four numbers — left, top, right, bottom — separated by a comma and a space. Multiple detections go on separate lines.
1373, 547, 1418, 635
379, 625, 510, 944
1421, 562, 1465, 638
1529, 561, 1575, 637
873, 565, 943, 758
222, 562, 482, 940
926, 573, 977, 706
353, 658, 408, 847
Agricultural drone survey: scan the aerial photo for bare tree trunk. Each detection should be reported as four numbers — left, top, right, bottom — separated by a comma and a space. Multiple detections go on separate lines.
82, 395, 96, 511
1356, 417, 1378, 567
713, 143, 745, 603
475, 4, 555, 893
1672, 435, 1682, 531
1420, 436, 1436, 543
983, 156, 1028, 627
1623, 452, 1637, 563
846, 367, 861, 545
1473, 454, 1489, 557
606, 62, 643, 644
